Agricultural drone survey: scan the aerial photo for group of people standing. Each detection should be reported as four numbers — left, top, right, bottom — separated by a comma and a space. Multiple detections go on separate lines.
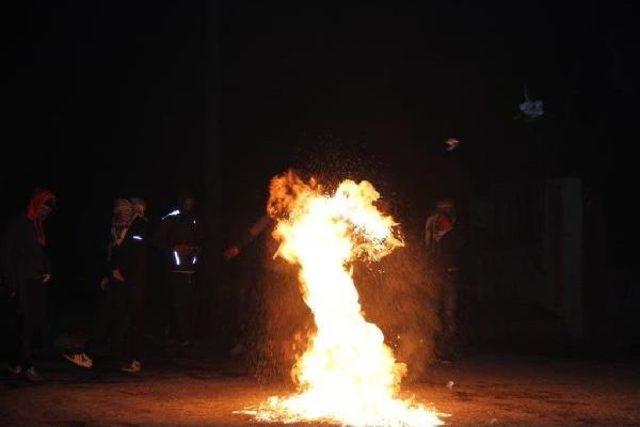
2, 185, 463, 381
1, 190, 204, 380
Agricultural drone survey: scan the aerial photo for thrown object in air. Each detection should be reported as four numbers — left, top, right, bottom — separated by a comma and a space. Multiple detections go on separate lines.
444, 138, 460, 152
518, 86, 544, 121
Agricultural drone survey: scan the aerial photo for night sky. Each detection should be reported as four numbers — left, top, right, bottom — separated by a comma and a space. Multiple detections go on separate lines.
3, 1, 639, 288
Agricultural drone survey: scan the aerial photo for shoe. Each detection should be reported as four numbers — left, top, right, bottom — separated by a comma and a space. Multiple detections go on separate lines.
8, 364, 22, 375
63, 352, 93, 369
120, 360, 141, 373
25, 366, 43, 382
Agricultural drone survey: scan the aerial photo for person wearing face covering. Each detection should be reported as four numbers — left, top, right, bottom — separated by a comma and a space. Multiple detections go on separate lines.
1, 189, 56, 381
64, 198, 146, 372
425, 198, 464, 360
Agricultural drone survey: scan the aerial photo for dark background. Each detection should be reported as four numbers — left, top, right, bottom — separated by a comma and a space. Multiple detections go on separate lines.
2, 1, 638, 354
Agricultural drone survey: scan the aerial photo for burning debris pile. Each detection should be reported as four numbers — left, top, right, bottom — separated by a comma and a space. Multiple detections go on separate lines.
238, 171, 443, 426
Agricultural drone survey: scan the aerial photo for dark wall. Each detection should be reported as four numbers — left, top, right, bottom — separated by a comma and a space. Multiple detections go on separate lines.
2, 1, 638, 349
218, 1, 638, 260
3, 1, 208, 292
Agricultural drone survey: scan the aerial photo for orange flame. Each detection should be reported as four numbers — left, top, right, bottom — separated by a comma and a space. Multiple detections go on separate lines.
244, 171, 443, 426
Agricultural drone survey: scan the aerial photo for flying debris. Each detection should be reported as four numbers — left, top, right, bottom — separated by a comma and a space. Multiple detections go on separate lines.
517, 86, 544, 122
444, 138, 460, 152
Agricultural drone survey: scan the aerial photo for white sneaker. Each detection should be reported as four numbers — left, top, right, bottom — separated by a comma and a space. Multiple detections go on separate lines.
7, 364, 22, 375
63, 352, 93, 369
25, 366, 43, 382
120, 360, 141, 373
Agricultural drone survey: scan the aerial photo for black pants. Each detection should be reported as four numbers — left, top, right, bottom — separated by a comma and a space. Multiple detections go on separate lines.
168, 272, 195, 342
87, 282, 132, 359
12, 279, 46, 369
123, 285, 145, 361
436, 269, 459, 358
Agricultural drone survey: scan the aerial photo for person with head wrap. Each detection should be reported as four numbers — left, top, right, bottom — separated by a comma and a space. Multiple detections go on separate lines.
65, 198, 147, 373
1, 189, 56, 381
107, 198, 133, 251
130, 197, 147, 222
424, 198, 463, 360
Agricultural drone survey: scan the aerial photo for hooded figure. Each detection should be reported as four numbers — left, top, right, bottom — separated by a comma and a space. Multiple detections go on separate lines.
109, 199, 133, 250
424, 199, 456, 256
130, 197, 147, 222
65, 197, 147, 373
1, 189, 56, 381
424, 199, 462, 359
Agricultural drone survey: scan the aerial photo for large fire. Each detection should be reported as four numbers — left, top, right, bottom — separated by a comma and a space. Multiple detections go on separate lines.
241, 171, 443, 426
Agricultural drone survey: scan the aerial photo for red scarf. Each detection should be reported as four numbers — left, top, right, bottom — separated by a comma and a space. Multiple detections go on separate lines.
26, 190, 56, 246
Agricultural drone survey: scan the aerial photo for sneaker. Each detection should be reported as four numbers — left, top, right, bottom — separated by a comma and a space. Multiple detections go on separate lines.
120, 360, 141, 373
7, 364, 22, 375
63, 352, 93, 369
25, 366, 43, 382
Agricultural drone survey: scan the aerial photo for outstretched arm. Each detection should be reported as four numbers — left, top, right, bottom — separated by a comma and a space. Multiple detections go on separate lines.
224, 215, 272, 260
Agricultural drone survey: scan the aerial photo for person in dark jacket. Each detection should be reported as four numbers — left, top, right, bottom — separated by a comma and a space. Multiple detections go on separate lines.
424, 198, 463, 359
1, 189, 56, 381
154, 194, 204, 346
64, 198, 147, 372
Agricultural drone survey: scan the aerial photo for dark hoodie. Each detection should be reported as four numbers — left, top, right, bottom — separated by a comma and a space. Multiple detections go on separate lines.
1, 190, 55, 296
154, 210, 204, 273
109, 216, 148, 287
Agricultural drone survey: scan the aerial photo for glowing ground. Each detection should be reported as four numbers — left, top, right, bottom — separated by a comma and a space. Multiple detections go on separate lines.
1, 355, 639, 426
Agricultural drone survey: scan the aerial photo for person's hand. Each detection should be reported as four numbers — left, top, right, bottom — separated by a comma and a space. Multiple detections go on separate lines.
223, 246, 240, 261
112, 269, 125, 282
42, 274, 52, 284
100, 276, 109, 290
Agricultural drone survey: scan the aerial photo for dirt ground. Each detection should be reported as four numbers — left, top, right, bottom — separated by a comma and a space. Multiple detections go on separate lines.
1, 354, 639, 426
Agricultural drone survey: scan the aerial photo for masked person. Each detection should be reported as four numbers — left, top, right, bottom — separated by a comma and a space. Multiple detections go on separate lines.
425, 198, 462, 360
1, 189, 56, 381
154, 194, 204, 347
65, 198, 146, 372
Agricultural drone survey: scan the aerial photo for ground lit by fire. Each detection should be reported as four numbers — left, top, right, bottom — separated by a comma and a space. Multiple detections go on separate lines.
236, 172, 442, 426
2, 356, 639, 426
